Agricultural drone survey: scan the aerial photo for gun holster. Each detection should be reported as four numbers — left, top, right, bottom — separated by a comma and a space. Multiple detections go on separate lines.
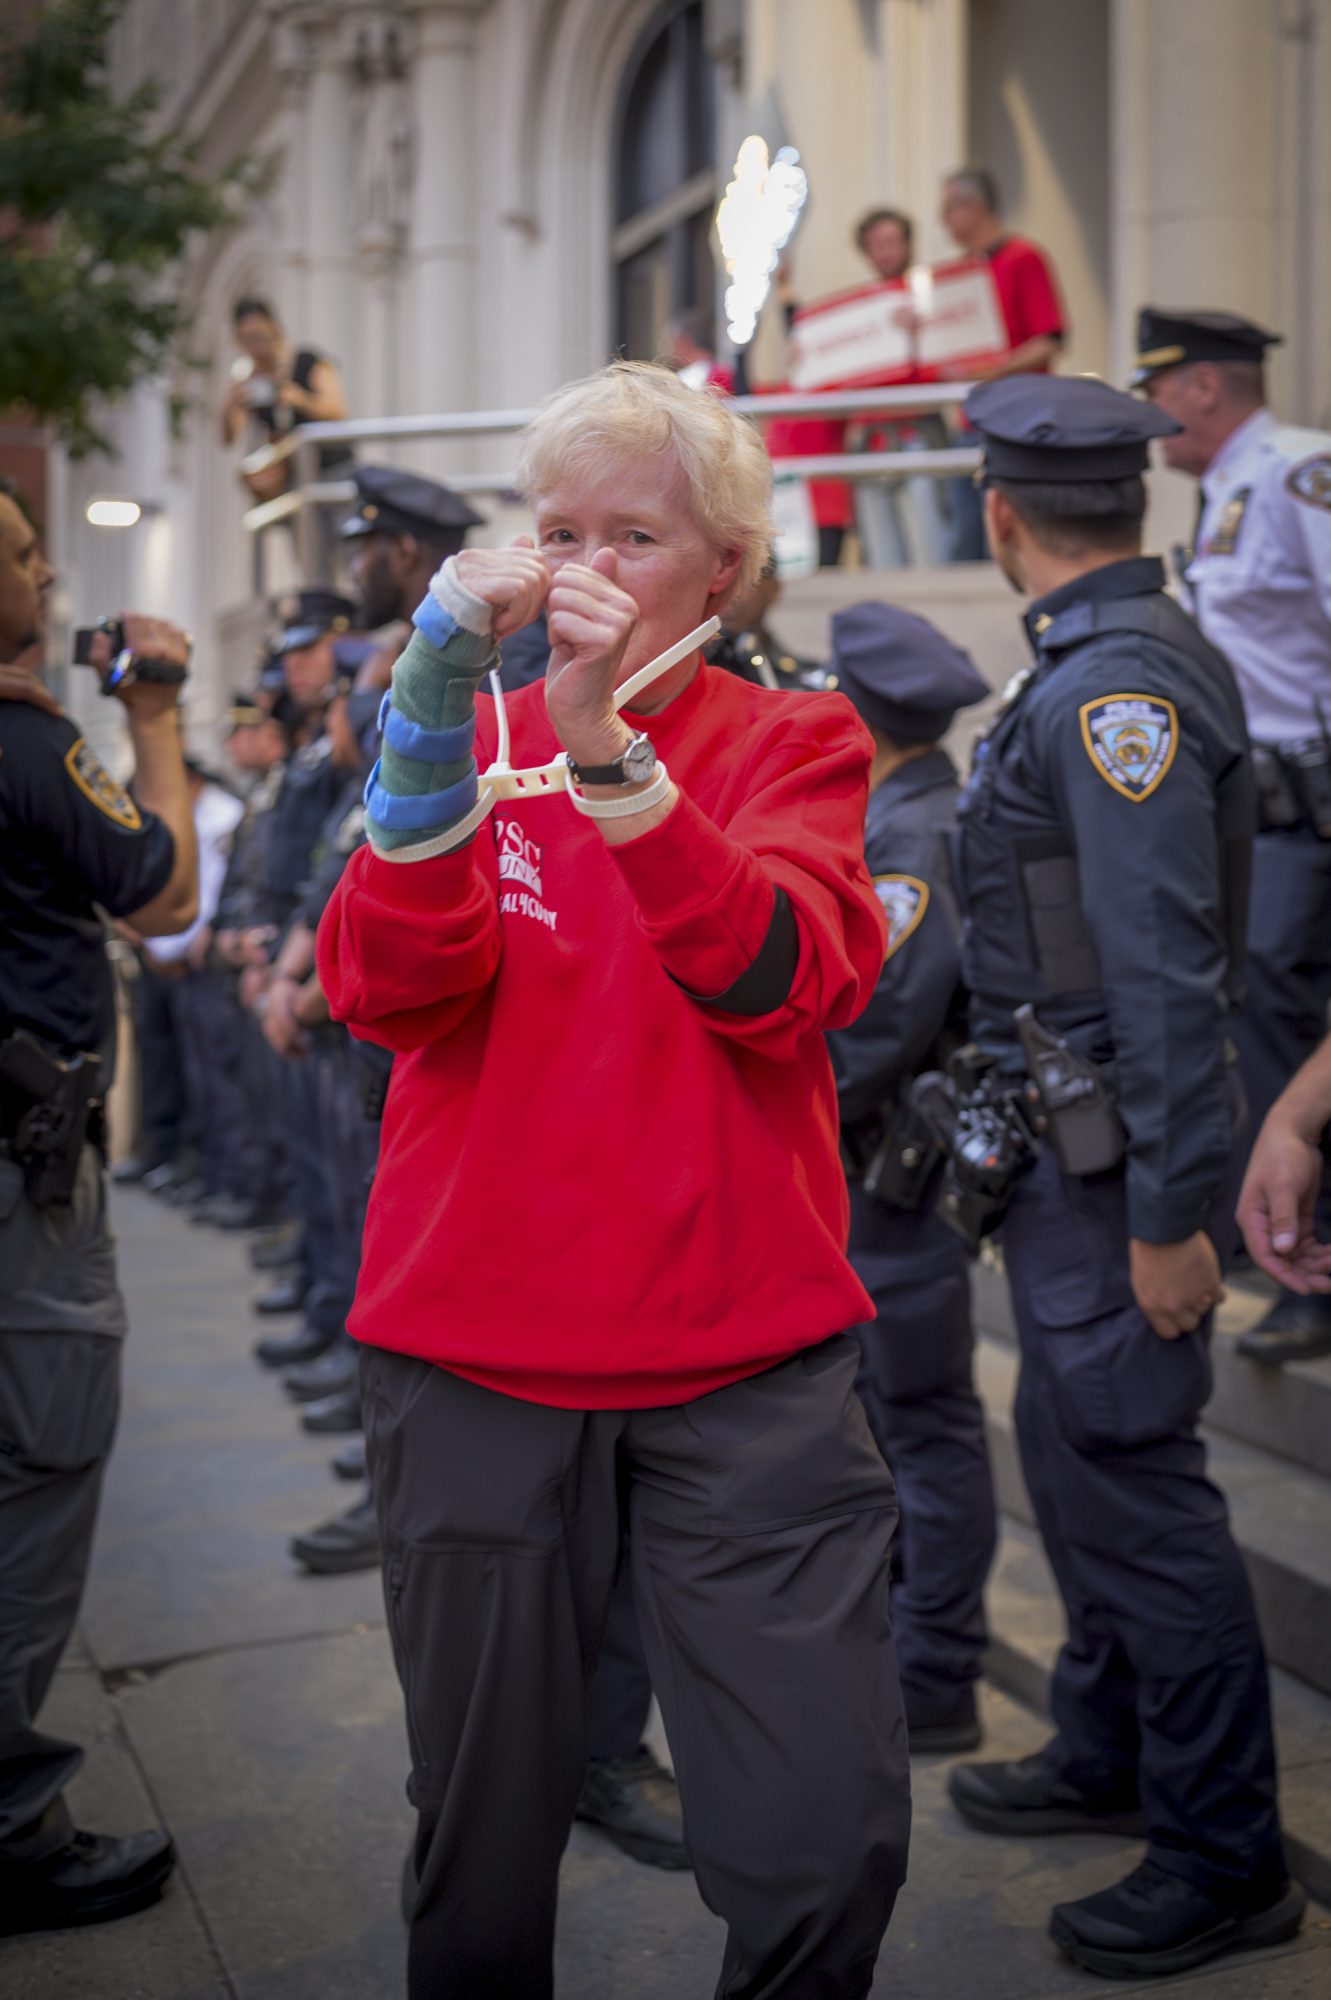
0, 1029, 104, 1206
1014, 1005, 1126, 1177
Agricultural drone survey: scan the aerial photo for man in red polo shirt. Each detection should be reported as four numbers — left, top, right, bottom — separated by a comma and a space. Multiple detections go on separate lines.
940, 165, 1068, 557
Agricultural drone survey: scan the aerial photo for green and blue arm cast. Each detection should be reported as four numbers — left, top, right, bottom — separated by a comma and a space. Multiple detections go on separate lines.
364, 557, 498, 859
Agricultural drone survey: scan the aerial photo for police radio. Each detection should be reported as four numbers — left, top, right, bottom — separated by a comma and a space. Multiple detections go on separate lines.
72, 619, 189, 694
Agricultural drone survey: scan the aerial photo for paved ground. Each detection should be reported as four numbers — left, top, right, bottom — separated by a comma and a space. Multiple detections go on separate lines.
4, 1188, 1330, 1999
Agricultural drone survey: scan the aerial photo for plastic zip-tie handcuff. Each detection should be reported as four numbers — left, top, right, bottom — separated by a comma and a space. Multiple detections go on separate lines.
369, 614, 719, 860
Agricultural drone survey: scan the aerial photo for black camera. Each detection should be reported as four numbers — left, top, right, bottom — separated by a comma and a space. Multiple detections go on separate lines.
72, 619, 189, 695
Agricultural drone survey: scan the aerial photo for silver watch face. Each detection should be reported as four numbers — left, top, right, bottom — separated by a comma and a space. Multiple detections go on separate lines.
624, 734, 657, 784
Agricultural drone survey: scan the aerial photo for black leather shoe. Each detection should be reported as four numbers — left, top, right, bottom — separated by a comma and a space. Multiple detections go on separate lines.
302, 1387, 362, 1435
191, 1194, 276, 1231
254, 1323, 336, 1370
291, 1494, 380, 1574
110, 1155, 152, 1185
0, 1827, 175, 1935
575, 1749, 691, 1870
253, 1276, 308, 1318
1237, 1292, 1331, 1366
142, 1162, 186, 1197
949, 1746, 1146, 1837
283, 1339, 359, 1403
166, 1175, 211, 1208
332, 1435, 367, 1481
1050, 1860, 1305, 1978
904, 1682, 982, 1755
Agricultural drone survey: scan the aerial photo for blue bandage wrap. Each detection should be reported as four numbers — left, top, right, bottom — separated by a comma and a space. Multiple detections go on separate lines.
364, 759, 479, 832
412, 592, 461, 652
381, 704, 477, 765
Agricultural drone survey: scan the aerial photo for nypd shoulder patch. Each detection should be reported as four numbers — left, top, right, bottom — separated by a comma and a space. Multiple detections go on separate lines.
1078, 693, 1178, 803
63, 737, 141, 830
1287, 455, 1331, 512
873, 874, 929, 960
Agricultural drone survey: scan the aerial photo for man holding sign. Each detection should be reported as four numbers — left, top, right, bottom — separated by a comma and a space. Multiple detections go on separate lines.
940, 167, 1068, 558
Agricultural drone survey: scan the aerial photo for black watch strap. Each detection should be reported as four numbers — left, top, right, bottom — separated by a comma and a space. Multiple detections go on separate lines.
567, 731, 652, 787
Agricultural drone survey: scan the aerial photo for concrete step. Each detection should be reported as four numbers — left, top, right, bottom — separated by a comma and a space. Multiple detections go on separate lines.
985, 1517, 1331, 1909
975, 1333, 1331, 1703
971, 1258, 1331, 1483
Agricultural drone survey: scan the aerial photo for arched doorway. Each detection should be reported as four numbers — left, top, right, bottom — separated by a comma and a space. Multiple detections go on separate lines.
611, 0, 719, 359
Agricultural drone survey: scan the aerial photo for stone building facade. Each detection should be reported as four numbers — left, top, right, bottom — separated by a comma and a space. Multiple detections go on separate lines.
45, 0, 1331, 752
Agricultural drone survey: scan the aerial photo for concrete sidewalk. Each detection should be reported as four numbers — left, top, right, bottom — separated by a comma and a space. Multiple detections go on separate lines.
3, 1187, 1329, 1998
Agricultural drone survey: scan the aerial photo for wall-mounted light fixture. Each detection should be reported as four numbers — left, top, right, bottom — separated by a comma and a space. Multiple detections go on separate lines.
86, 497, 150, 529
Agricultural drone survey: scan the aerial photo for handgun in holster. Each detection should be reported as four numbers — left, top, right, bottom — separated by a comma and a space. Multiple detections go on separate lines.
0, 1029, 104, 1206
1288, 720, 1331, 841
911, 1047, 1040, 1255
1250, 745, 1303, 833
1014, 1004, 1126, 1177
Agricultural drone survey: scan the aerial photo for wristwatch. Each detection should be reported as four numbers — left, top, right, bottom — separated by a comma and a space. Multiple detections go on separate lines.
566, 730, 658, 788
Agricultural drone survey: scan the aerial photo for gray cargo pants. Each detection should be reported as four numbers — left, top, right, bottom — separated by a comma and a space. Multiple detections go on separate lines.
0, 1149, 124, 1860
362, 1332, 911, 2000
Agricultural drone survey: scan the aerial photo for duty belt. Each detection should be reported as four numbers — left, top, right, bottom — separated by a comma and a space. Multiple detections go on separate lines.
1251, 740, 1331, 839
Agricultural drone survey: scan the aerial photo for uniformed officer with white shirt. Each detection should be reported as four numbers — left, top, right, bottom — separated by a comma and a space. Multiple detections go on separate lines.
1135, 309, 1331, 1366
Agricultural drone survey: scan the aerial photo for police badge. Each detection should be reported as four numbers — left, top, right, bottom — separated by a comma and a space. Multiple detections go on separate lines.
873, 874, 929, 960
1078, 693, 1179, 802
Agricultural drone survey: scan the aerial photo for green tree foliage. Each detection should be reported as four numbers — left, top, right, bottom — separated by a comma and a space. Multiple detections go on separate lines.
0, 0, 247, 454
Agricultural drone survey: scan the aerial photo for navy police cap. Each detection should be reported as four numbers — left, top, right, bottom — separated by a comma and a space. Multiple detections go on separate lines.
341, 464, 486, 544
964, 376, 1181, 483
272, 587, 357, 654
830, 601, 989, 743
1131, 308, 1282, 389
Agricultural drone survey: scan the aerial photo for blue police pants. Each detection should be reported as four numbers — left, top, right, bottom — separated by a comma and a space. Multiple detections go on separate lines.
848, 1188, 995, 1701
1001, 1148, 1285, 1895
274, 1052, 356, 1336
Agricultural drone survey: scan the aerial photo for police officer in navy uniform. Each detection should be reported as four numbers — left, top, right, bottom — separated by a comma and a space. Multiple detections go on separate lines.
944, 378, 1304, 1979
1133, 310, 1331, 1366
0, 479, 198, 1932
825, 602, 996, 1755
706, 551, 826, 692
247, 588, 369, 1366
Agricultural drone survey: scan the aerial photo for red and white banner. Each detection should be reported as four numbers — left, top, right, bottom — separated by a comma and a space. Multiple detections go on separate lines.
787, 257, 1009, 392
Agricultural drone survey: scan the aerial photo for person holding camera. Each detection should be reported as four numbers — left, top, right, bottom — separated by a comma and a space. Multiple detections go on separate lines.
221, 296, 349, 504
0, 479, 198, 1931
941, 379, 1300, 1979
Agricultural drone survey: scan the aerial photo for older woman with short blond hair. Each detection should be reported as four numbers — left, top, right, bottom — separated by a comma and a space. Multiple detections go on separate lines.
319, 361, 910, 1997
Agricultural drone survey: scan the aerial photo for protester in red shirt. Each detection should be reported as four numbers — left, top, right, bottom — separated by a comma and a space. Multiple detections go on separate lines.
318, 362, 910, 1998
940, 165, 1068, 557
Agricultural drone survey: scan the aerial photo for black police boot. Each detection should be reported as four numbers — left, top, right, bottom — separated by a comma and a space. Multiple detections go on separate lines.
1050, 1860, 1305, 1979
332, 1435, 367, 1481
0, 1827, 175, 1935
302, 1387, 362, 1435
254, 1322, 337, 1370
110, 1154, 151, 1185
574, 1748, 691, 1870
904, 1681, 982, 1755
948, 1745, 1146, 1837
283, 1338, 359, 1403
290, 1494, 380, 1575
253, 1276, 308, 1317
1237, 1291, 1331, 1366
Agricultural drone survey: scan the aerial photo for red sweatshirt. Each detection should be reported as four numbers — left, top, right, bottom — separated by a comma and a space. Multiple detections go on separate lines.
317, 661, 887, 1408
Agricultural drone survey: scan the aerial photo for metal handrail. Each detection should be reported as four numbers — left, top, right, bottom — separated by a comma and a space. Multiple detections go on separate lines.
238, 380, 973, 479
238, 381, 979, 584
